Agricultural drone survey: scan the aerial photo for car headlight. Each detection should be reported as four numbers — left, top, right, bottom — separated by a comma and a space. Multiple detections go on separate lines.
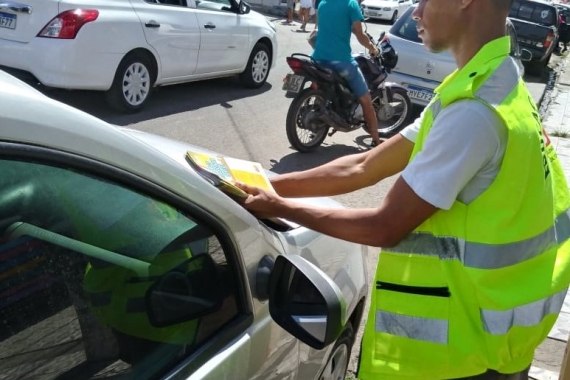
383, 7, 392, 10
266, 19, 276, 32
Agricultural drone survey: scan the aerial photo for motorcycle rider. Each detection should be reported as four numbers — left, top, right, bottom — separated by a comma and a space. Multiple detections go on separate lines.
312, 0, 382, 147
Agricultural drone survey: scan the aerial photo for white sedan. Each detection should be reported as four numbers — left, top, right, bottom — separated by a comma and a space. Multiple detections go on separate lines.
0, 70, 369, 379
360, 0, 413, 24
0, 0, 277, 113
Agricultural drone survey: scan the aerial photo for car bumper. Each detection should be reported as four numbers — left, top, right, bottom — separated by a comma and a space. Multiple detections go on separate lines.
0, 37, 123, 90
388, 71, 440, 107
362, 9, 394, 20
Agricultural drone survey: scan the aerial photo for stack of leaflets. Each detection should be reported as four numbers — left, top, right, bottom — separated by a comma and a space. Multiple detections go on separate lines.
185, 151, 298, 228
185, 151, 274, 200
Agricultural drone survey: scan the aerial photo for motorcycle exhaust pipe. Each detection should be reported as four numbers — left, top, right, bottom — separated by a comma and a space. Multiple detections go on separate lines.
313, 105, 352, 132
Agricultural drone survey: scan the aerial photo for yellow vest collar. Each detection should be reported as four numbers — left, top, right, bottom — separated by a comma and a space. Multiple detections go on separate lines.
434, 36, 511, 96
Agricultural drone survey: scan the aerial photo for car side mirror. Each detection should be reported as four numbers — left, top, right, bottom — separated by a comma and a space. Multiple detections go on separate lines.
268, 255, 347, 350
146, 254, 223, 327
239, 0, 251, 14
520, 49, 533, 62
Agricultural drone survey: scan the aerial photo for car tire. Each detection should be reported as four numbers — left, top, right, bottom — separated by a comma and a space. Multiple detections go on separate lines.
524, 59, 546, 78
390, 10, 398, 24
239, 42, 271, 88
318, 323, 355, 380
106, 52, 155, 113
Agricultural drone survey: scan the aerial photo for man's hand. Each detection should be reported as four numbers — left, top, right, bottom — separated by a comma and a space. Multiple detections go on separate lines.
235, 183, 288, 219
370, 46, 380, 57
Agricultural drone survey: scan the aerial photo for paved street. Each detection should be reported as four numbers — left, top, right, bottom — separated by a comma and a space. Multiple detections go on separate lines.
35, 12, 560, 380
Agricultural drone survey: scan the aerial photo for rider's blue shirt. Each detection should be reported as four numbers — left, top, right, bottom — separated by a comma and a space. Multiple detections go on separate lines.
311, 0, 364, 62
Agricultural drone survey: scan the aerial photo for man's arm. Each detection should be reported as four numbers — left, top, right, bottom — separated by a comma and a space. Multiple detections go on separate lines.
271, 133, 414, 197
352, 21, 378, 54
241, 175, 437, 247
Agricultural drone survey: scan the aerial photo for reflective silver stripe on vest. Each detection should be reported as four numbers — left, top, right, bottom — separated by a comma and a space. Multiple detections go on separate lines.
430, 98, 443, 119
481, 287, 567, 335
474, 56, 522, 107
375, 310, 448, 344
387, 209, 570, 269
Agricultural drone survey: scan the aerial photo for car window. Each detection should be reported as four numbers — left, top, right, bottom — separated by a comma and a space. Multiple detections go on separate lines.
0, 158, 242, 379
510, 1, 556, 26
390, 9, 421, 43
147, 0, 188, 5
195, 0, 235, 12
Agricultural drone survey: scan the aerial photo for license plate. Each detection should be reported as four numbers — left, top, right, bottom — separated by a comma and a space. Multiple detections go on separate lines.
366, 11, 380, 16
0, 12, 16, 30
407, 86, 434, 102
282, 74, 304, 93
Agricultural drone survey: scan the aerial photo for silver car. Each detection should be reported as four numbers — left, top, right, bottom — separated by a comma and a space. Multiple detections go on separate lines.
386, 6, 526, 106
0, 70, 368, 380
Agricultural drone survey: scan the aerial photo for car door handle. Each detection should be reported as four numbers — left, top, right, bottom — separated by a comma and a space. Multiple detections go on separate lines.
204, 23, 216, 29
145, 20, 160, 28
0, 1, 32, 14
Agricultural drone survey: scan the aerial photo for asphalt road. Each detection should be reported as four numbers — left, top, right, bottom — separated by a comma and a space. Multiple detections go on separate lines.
39, 14, 552, 378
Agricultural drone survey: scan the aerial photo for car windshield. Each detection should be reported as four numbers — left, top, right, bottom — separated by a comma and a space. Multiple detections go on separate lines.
509, 1, 557, 26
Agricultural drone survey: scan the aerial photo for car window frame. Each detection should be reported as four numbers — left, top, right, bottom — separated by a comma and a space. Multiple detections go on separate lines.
0, 141, 255, 378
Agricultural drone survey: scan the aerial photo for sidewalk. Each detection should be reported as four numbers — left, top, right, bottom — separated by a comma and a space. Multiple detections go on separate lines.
531, 54, 570, 380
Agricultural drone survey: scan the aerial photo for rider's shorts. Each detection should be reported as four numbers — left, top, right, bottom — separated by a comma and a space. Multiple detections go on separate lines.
315, 60, 369, 98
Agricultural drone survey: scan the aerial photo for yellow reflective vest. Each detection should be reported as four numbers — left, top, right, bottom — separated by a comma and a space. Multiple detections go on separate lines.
358, 36, 570, 379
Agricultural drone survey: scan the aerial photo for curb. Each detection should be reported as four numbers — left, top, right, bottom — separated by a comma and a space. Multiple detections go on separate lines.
539, 55, 568, 120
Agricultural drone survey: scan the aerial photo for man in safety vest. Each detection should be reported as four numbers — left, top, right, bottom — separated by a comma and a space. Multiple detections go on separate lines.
236, 0, 570, 378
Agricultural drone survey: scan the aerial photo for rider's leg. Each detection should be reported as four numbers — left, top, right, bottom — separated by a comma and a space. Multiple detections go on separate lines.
359, 93, 381, 146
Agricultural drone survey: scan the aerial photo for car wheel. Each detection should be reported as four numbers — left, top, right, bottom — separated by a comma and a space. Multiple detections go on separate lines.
106, 52, 155, 113
239, 42, 271, 88
390, 10, 398, 24
318, 323, 355, 380
524, 59, 546, 78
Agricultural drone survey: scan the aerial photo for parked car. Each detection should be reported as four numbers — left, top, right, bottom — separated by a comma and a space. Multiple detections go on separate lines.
0, 70, 368, 380
508, 0, 558, 76
360, 0, 413, 24
0, 0, 277, 113
386, 6, 528, 107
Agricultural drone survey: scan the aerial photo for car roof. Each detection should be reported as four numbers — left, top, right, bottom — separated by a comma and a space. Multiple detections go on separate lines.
0, 70, 216, 202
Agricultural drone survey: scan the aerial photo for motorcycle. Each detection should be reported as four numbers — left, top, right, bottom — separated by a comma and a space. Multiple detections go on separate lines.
282, 30, 412, 152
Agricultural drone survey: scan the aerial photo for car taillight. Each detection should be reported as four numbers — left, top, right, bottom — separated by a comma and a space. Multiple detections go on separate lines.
544, 30, 554, 48
37, 9, 99, 39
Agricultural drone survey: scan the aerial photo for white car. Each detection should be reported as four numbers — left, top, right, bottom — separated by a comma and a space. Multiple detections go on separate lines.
386, 6, 527, 106
360, 0, 412, 24
0, 0, 277, 113
0, 69, 369, 379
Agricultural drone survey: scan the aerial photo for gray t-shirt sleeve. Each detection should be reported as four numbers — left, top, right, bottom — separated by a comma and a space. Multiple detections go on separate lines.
401, 99, 507, 210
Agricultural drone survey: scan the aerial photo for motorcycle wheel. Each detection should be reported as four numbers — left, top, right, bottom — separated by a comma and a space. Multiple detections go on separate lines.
286, 88, 330, 153
373, 87, 412, 139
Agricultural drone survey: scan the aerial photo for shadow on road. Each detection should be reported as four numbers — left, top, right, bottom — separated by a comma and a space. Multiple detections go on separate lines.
40, 77, 273, 126
269, 139, 366, 174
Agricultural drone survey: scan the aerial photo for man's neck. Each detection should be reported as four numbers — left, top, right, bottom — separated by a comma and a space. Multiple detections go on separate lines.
451, 23, 506, 69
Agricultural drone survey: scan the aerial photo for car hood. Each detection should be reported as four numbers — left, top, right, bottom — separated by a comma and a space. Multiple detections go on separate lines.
119, 128, 346, 212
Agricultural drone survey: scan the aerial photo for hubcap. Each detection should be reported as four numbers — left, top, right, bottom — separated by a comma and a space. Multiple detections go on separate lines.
122, 62, 151, 106
319, 344, 349, 380
295, 94, 328, 146
251, 50, 269, 83
375, 92, 408, 134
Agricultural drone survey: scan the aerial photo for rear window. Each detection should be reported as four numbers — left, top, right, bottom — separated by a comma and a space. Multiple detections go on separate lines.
509, 1, 557, 26
389, 8, 421, 43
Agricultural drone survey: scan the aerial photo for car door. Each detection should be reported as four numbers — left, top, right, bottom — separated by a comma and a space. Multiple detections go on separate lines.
129, 0, 201, 81
192, 0, 250, 74
0, 141, 303, 380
